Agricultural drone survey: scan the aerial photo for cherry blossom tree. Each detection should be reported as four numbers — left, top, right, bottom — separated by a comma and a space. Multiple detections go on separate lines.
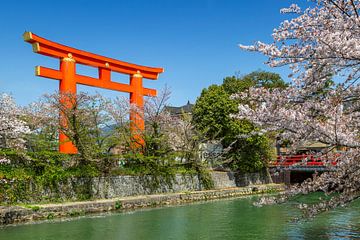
105, 86, 205, 162
28, 92, 117, 162
104, 87, 174, 155
0, 93, 30, 149
23, 98, 59, 151
239, 0, 360, 91
237, 0, 360, 216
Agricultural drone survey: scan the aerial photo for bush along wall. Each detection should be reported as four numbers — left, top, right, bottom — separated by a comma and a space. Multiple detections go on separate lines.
0, 150, 215, 204
0, 150, 100, 203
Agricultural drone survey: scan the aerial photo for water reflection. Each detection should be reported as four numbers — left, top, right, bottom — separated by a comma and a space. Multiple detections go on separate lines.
0, 196, 359, 240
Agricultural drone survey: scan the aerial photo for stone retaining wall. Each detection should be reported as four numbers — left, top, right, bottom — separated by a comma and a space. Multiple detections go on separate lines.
235, 171, 273, 187
91, 174, 202, 199
1, 171, 272, 204
211, 170, 273, 188
0, 184, 284, 225
1, 174, 202, 204
211, 171, 237, 189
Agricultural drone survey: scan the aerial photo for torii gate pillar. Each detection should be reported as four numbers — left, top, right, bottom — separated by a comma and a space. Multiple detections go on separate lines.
59, 56, 77, 153
130, 71, 145, 146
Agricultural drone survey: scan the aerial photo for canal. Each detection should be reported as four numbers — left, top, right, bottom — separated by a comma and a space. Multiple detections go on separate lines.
1, 194, 359, 239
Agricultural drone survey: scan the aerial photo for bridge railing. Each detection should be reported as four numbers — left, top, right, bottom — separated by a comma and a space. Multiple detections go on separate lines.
271, 154, 338, 167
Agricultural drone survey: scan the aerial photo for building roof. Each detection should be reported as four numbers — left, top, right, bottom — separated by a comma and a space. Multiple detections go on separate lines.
165, 101, 193, 115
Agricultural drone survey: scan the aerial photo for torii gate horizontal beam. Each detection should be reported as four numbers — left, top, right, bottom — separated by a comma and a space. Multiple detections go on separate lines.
24, 32, 164, 80
35, 66, 156, 96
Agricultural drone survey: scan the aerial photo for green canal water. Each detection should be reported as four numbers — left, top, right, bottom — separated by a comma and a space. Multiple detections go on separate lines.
1, 195, 359, 240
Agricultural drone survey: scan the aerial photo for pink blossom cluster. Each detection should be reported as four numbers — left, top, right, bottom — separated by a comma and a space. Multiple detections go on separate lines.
232, 85, 360, 150
0, 157, 10, 164
280, 3, 302, 14
0, 93, 30, 149
239, 1, 360, 92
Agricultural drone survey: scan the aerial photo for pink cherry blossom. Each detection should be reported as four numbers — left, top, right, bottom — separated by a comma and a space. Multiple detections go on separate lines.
0, 93, 30, 149
238, 0, 360, 216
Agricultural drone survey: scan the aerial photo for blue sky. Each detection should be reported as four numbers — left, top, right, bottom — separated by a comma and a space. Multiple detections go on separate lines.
0, 0, 303, 106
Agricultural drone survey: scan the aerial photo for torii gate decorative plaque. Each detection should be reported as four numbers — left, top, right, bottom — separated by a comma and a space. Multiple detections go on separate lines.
23, 32, 164, 154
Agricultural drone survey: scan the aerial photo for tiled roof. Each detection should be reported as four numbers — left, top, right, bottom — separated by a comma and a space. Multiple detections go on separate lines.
165, 101, 193, 115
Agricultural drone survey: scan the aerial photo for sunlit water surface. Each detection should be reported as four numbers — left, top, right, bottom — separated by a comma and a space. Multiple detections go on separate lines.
0, 194, 359, 240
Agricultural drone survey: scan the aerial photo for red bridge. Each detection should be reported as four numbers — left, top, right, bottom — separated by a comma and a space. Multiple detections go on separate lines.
270, 154, 339, 185
271, 154, 338, 167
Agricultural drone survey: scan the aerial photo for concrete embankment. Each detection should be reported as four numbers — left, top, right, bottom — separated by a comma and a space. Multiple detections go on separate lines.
0, 184, 284, 225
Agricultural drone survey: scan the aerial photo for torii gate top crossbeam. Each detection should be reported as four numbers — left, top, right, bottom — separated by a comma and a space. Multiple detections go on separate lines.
23, 32, 164, 80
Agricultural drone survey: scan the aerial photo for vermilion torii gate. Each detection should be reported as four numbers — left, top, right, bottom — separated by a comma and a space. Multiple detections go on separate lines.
23, 32, 164, 154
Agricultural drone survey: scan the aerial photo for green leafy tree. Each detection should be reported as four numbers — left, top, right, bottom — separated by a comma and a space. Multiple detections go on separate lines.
192, 85, 239, 140
222, 70, 288, 95
193, 70, 287, 172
